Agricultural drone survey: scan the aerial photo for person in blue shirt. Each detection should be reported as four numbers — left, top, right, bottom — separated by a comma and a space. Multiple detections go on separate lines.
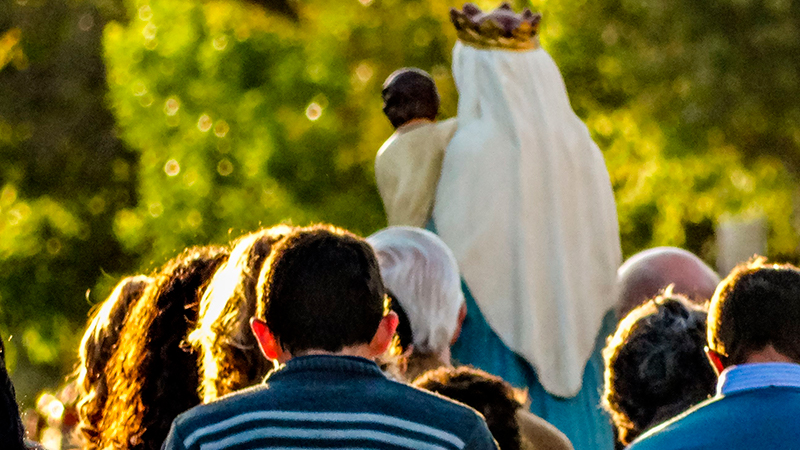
629, 258, 800, 450
163, 225, 498, 450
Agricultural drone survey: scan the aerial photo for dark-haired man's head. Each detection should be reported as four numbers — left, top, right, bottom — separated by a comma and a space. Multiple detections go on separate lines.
382, 68, 440, 129
414, 366, 524, 450
707, 258, 800, 371
616, 247, 720, 318
603, 291, 716, 445
252, 225, 398, 362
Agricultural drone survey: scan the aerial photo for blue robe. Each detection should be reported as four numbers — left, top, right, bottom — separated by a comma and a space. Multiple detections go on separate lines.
429, 220, 616, 450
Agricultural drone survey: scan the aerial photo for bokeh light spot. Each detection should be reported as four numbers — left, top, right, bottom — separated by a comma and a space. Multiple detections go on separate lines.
46, 238, 62, 255
214, 120, 229, 138
305, 102, 322, 121
138, 5, 153, 21
197, 114, 213, 132
88, 195, 106, 215
187, 210, 202, 228
355, 62, 374, 83
148, 202, 163, 218
164, 159, 180, 176
217, 159, 233, 176
213, 35, 228, 51
78, 13, 94, 32
132, 81, 147, 97
359, 0, 373, 5
164, 97, 180, 116
143, 22, 157, 41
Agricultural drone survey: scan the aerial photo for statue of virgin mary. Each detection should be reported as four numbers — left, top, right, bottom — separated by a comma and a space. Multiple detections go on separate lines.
432, 4, 622, 449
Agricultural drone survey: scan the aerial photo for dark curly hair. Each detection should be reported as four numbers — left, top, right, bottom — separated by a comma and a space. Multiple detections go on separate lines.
0, 334, 26, 450
188, 225, 292, 402
75, 275, 151, 449
603, 290, 716, 445
413, 366, 524, 450
708, 257, 800, 366
97, 246, 228, 450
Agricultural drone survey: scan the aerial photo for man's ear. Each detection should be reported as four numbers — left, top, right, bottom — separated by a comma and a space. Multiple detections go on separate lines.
368, 311, 399, 357
250, 317, 284, 362
705, 346, 726, 376
450, 303, 467, 345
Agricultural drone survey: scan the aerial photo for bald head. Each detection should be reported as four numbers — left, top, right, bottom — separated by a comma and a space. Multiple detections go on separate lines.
616, 247, 720, 318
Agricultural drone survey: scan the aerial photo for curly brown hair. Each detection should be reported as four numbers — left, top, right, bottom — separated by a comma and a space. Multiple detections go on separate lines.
97, 246, 228, 450
603, 290, 716, 445
75, 275, 151, 450
414, 366, 525, 450
188, 225, 292, 403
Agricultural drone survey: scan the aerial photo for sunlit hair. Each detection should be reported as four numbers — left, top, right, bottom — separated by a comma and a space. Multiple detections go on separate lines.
75, 275, 152, 450
367, 227, 464, 355
97, 246, 228, 450
414, 366, 525, 450
603, 288, 716, 445
188, 225, 292, 403
0, 334, 26, 450
708, 257, 800, 365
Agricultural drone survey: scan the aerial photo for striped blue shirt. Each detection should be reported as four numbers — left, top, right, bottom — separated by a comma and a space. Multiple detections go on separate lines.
163, 355, 497, 450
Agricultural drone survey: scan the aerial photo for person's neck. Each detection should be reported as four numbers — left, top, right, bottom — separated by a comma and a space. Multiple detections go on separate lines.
743, 345, 797, 365
397, 118, 434, 132
286, 343, 375, 363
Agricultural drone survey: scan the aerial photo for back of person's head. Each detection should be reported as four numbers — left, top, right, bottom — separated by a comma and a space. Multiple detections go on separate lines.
615, 247, 720, 318
99, 246, 228, 450
603, 290, 716, 446
256, 225, 386, 355
0, 335, 26, 450
189, 225, 293, 402
708, 257, 800, 366
367, 227, 464, 355
382, 68, 440, 129
414, 366, 523, 450
76, 275, 151, 449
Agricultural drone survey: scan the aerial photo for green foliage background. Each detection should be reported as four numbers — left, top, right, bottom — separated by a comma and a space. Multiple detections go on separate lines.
1, 0, 798, 399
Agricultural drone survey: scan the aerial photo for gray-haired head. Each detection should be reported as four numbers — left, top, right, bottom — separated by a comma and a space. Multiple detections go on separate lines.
367, 226, 464, 355
616, 247, 720, 318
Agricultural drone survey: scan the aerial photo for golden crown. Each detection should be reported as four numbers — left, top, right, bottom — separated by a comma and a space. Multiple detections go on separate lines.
450, 3, 541, 51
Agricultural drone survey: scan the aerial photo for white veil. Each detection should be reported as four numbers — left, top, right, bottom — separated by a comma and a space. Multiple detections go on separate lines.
433, 41, 622, 397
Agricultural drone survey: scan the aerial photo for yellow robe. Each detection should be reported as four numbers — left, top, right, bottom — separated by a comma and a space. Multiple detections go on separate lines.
375, 118, 458, 227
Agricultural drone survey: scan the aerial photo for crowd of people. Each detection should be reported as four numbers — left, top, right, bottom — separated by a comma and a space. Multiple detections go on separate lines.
3, 3, 800, 450
0, 223, 798, 450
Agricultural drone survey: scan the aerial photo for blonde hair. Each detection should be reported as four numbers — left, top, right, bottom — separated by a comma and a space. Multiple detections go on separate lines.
188, 225, 292, 402
98, 246, 228, 450
76, 275, 151, 450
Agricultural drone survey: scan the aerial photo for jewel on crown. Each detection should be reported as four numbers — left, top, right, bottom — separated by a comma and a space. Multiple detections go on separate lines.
450, 3, 542, 51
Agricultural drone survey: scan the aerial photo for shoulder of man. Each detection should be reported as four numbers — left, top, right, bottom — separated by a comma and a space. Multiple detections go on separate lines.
387, 380, 497, 449
627, 395, 726, 450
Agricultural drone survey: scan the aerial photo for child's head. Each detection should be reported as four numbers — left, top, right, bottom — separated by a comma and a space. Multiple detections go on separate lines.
382, 68, 440, 129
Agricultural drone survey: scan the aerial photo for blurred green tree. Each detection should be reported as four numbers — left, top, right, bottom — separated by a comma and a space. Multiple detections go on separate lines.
0, 0, 138, 397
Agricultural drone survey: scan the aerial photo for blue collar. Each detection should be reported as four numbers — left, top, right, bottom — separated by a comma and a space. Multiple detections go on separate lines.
717, 362, 800, 396
268, 354, 385, 381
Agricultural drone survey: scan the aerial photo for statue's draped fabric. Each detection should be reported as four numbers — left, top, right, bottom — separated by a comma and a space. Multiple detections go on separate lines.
434, 42, 622, 398
376, 118, 458, 228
